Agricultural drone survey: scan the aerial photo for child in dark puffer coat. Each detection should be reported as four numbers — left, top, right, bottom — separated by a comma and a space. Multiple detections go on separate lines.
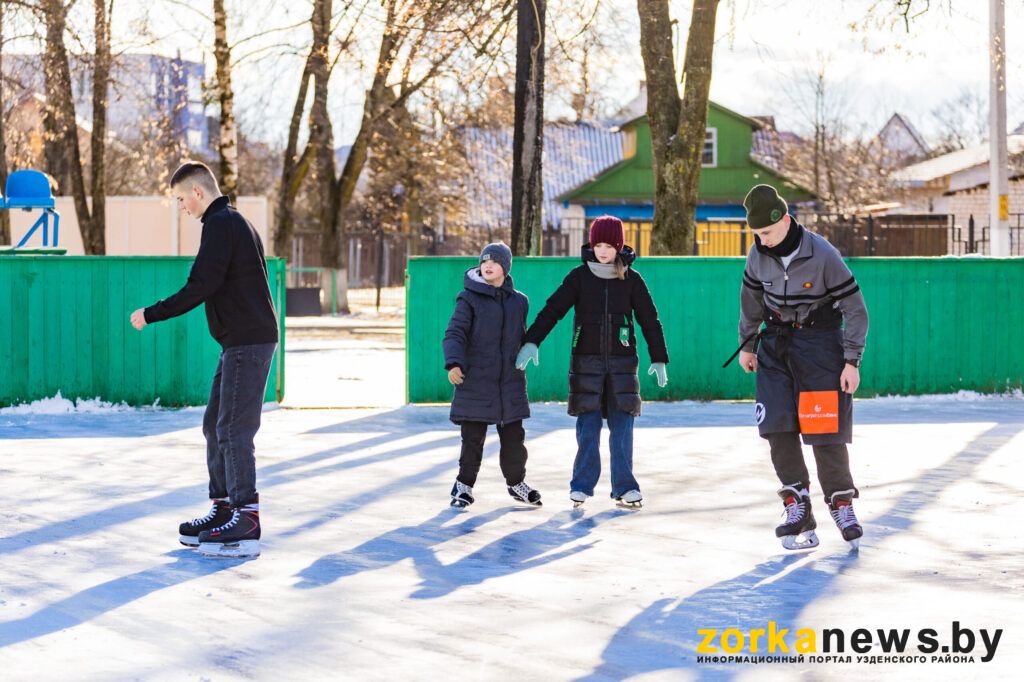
517, 216, 668, 509
443, 242, 542, 509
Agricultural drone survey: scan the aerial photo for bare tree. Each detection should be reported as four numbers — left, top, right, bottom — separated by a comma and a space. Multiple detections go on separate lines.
271, 55, 314, 257
312, 1, 507, 264
272, 0, 370, 259
510, 0, 545, 256
0, 0, 10, 245
930, 87, 988, 154
89, 0, 113, 254
40, 0, 110, 254
778, 64, 899, 213
308, 0, 338, 268
637, 0, 720, 254
212, 0, 238, 201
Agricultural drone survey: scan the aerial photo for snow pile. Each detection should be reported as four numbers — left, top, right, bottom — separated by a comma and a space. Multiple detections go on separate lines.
871, 388, 1024, 403
0, 391, 160, 414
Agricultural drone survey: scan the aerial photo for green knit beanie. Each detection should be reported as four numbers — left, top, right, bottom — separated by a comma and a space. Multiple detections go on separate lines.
743, 184, 789, 229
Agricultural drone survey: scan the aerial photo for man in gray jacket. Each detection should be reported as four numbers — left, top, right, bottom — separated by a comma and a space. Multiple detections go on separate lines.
733, 184, 869, 551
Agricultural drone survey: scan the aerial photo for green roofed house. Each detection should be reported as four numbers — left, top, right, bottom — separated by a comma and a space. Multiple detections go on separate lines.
557, 93, 815, 255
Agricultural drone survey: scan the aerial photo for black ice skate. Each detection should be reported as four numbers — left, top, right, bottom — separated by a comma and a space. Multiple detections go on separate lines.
508, 481, 542, 506
828, 489, 863, 550
178, 499, 233, 547
776, 485, 819, 551
614, 489, 643, 510
197, 505, 261, 558
450, 480, 475, 509
569, 490, 589, 509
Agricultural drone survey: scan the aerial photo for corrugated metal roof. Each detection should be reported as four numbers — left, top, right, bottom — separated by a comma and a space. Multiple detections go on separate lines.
461, 122, 623, 229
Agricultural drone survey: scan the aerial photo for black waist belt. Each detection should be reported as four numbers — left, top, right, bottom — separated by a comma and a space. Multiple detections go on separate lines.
721, 321, 840, 368
722, 331, 762, 369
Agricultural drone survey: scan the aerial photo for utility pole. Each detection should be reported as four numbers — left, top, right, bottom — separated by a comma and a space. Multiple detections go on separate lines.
989, 0, 1010, 256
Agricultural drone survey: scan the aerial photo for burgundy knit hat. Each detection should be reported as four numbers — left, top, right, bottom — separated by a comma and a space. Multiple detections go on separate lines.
589, 216, 625, 252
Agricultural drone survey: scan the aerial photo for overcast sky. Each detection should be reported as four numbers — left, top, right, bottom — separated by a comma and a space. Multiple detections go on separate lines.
6, 0, 1023, 147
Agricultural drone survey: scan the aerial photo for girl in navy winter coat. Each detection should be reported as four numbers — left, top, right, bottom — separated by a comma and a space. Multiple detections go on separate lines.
516, 217, 668, 509
443, 243, 542, 509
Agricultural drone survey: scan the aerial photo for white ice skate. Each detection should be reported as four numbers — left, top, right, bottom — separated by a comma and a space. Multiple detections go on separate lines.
198, 539, 261, 558
780, 530, 819, 551
569, 490, 589, 509
615, 490, 643, 510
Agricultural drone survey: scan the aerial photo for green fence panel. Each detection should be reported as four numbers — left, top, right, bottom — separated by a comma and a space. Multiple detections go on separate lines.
0, 256, 287, 407
406, 256, 1024, 403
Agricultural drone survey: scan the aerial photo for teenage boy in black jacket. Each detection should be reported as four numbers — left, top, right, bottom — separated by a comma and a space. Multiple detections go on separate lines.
130, 161, 278, 558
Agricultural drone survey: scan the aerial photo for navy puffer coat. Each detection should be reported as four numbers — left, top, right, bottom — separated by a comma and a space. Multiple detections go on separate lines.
443, 268, 530, 425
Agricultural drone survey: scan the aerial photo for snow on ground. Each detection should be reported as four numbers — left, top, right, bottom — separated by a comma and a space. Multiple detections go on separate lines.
1, 327, 1022, 680
281, 318, 404, 409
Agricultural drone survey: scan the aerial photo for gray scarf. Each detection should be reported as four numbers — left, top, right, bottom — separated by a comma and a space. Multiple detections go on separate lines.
587, 261, 618, 279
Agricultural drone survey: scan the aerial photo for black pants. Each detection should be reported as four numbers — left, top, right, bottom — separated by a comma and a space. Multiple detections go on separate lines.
768, 432, 857, 502
755, 328, 853, 445
202, 343, 277, 506
457, 420, 528, 487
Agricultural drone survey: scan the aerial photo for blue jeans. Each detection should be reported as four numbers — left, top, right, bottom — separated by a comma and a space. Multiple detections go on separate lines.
571, 407, 639, 498
203, 343, 277, 506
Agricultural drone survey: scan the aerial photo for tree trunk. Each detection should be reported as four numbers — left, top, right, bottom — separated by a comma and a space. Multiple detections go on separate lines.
89, 0, 112, 254
213, 0, 238, 201
0, 1, 10, 245
324, 0, 400, 270
334, 12, 399, 224
43, 0, 103, 253
667, 0, 719, 254
308, 0, 340, 269
637, 0, 719, 255
272, 56, 314, 257
510, 0, 545, 256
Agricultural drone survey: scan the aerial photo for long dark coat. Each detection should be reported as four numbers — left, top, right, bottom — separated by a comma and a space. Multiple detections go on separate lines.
443, 268, 530, 425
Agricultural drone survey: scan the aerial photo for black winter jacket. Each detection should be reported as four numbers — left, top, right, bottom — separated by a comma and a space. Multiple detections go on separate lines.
144, 196, 279, 348
443, 268, 530, 425
523, 245, 668, 416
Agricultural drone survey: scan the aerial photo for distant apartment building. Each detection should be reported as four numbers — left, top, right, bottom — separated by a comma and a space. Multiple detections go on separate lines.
3, 52, 211, 155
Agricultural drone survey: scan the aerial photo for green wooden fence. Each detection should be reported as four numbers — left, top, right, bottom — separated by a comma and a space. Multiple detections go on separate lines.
0, 256, 286, 407
407, 256, 1024, 403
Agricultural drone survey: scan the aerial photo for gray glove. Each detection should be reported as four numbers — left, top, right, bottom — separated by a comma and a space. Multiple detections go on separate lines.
515, 343, 539, 370
648, 362, 667, 388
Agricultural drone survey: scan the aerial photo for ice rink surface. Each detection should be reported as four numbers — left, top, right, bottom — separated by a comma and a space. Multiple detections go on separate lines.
1, 324, 1022, 680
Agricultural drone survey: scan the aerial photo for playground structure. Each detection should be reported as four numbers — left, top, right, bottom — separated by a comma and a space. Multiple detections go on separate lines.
1, 169, 61, 251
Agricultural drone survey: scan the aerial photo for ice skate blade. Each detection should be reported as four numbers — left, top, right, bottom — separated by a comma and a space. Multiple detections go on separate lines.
179, 535, 200, 547
450, 499, 471, 509
615, 500, 643, 510
512, 498, 543, 507
780, 530, 819, 551
198, 540, 260, 558
572, 500, 585, 509
847, 537, 860, 550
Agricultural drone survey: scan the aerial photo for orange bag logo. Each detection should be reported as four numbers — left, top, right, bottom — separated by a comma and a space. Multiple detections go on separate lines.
798, 391, 839, 434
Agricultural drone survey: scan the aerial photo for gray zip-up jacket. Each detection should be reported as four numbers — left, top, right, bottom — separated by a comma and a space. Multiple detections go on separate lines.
738, 226, 868, 362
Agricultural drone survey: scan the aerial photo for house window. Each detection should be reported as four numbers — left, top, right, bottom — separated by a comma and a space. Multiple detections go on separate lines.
187, 74, 203, 103
622, 128, 637, 159
702, 128, 717, 168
